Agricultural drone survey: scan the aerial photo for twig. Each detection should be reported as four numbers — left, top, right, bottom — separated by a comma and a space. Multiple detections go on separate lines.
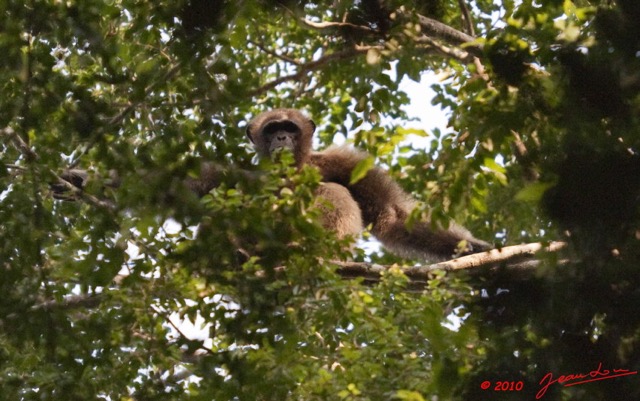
50, 172, 117, 210
414, 36, 474, 63
2, 126, 116, 210
457, 0, 475, 36
1, 126, 38, 161
301, 18, 379, 34
33, 293, 103, 311
248, 48, 364, 96
249, 40, 300, 65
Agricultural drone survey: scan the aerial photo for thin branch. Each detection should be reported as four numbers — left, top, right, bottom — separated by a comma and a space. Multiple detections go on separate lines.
511, 130, 540, 181
457, 0, 476, 36
414, 36, 474, 63
48, 168, 116, 209
454, 0, 489, 79
52, 175, 116, 210
2, 126, 116, 210
5, 163, 28, 171
248, 48, 364, 97
1, 126, 38, 161
249, 40, 300, 65
257, 9, 484, 97
301, 18, 379, 34
33, 293, 103, 311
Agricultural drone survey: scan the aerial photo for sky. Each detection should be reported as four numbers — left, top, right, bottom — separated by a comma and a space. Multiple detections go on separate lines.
401, 71, 450, 135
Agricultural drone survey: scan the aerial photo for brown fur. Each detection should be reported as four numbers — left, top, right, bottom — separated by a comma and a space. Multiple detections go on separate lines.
314, 182, 363, 238
247, 109, 490, 261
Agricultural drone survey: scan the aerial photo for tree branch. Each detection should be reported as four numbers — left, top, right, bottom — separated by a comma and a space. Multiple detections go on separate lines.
428, 241, 567, 271
301, 18, 379, 34
414, 36, 474, 63
50, 172, 117, 210
2, 126, 116, 210
33, 293, 104, 311
248, 48, 365, 96
457, 0, 476, 36
453, 0, 490, 78
414, 13, 479, 49
250, 10, 486, 96
1, 126, 38, 161
249, 40, 301, 65
5, 163, 28, 171
334, 242, 567, 282
35, 242, 566, 311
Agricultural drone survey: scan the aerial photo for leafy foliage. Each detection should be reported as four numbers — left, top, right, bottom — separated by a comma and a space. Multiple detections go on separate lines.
1, 0, 639, 400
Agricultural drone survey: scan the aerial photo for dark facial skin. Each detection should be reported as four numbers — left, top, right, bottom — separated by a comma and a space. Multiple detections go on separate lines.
246, 109, 315, 168
262, 120, 301, 155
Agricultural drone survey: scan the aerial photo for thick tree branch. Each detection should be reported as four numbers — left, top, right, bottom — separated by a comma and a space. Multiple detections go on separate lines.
427, 241, 566, 271
414, 13, 480, 50
37, 242, 567, 311
334, 242, 567, 282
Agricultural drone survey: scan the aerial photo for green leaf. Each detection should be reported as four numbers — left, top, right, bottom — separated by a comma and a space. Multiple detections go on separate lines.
396, 127, 428, 137
482, 157, 507, 185
395, 390, 426, 401
515, 181, 554, 202
349, 155, 375, 184
483, 157, 506, 174
135, 58, 158, 76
